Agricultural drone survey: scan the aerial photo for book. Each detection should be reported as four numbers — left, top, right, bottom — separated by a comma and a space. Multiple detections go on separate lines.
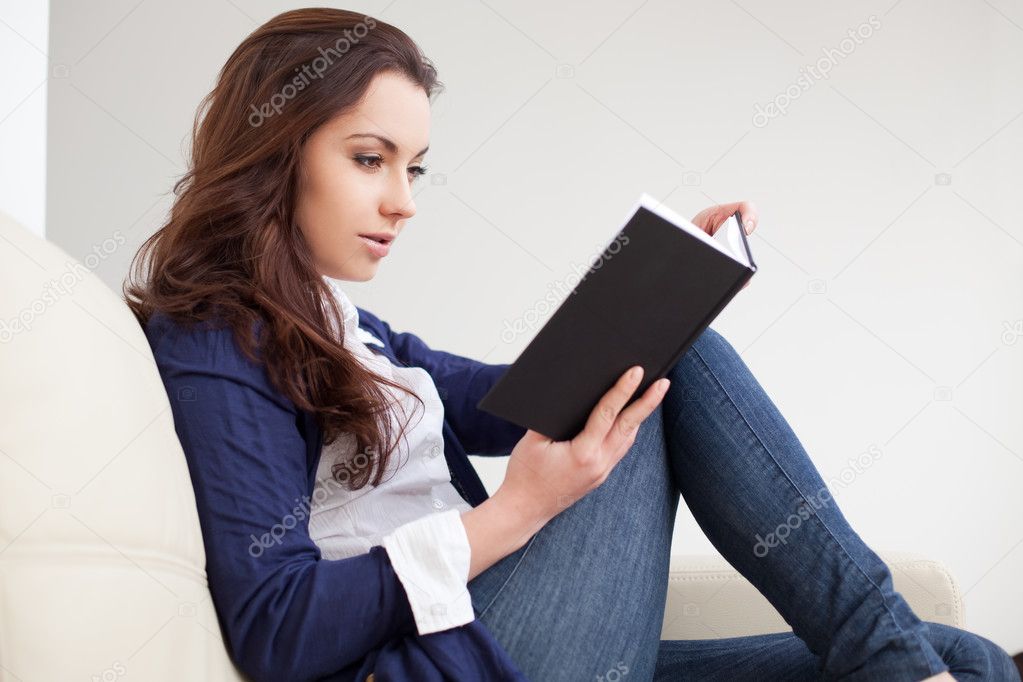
476, 192, 757, 442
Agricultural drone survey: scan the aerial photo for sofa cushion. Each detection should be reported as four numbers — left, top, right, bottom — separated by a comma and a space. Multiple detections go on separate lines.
661, 551, 964, 639
0, 212, 244, 680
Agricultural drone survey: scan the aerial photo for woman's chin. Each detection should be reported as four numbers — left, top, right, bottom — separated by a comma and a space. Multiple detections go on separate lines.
324, 255, 380, 283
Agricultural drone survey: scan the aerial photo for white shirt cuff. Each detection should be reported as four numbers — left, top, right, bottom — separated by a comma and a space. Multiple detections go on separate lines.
381, 508, 475, 635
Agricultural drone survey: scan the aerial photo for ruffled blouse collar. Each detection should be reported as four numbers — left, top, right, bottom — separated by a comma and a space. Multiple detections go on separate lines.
323, 275, 360, 340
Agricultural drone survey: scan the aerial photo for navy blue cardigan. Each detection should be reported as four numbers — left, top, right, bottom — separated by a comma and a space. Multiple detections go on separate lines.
143, 307, 530, 681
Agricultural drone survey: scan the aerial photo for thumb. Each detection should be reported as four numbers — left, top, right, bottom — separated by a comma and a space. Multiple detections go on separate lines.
524, 428, 552, 445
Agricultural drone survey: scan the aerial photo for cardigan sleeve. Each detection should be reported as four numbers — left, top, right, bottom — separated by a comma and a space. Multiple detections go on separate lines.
377, 318, 528, 457
143, 314, 419, 682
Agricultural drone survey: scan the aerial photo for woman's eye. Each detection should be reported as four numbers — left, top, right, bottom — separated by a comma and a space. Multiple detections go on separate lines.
354, 155, 428, 179
354, 155, 382, 169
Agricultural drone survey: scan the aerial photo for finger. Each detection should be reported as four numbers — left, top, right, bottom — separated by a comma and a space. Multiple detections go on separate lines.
574, 366, 644, 449
737, 200, 758, 234
706, 201, 755, 237
604, 377, 670, 454
703, 207, 734, 236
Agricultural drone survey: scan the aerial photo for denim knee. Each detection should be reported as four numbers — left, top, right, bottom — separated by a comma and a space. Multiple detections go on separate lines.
926, 622, 1020, 681
668, 325, 729, 381
691, 325, 729, 354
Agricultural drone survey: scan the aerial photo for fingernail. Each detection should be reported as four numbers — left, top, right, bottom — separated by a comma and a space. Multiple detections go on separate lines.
629, 366, 642, 380
657, 378, 670, 392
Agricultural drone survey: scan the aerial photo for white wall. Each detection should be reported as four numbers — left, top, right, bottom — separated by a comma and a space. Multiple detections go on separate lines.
0, 0, 48, 237
43, 0, 1022, 655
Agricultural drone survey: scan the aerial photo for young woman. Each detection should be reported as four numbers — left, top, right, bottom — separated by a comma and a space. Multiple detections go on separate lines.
125, 8, 1018, 682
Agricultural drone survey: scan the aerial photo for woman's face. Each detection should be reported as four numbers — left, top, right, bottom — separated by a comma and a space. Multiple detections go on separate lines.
295, 70, 431, 282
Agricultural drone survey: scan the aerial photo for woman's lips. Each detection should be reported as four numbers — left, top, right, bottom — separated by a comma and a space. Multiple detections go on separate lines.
359, 235, 391, 257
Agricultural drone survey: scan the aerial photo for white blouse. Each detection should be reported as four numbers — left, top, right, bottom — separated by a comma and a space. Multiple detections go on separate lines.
308, 276, 476, 635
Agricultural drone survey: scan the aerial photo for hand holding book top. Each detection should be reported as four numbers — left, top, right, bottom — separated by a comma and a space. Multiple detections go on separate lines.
690, 199, 759, 290
477, 191, 757, 442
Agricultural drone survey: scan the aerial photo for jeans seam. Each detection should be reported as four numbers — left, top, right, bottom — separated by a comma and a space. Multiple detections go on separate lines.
475, 531, 541, 621
687, 341, 944, 677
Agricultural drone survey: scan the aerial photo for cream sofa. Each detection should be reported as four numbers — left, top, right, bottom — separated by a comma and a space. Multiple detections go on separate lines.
0, 212, 963, 680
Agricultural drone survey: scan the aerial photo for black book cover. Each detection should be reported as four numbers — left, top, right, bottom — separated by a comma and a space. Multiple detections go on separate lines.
477, 193, 758, 442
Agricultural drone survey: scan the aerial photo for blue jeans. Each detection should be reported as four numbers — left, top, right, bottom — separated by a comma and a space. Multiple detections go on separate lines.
467, 327, 1018, 681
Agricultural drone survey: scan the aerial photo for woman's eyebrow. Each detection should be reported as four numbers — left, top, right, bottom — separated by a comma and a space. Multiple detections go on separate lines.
345, 132, 429, 158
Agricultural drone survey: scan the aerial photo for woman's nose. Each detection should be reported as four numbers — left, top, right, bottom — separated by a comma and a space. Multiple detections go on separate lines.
383, 175, 416, 219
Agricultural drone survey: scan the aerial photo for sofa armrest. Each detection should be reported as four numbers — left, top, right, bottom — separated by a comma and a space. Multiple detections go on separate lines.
660, 551, 963, 640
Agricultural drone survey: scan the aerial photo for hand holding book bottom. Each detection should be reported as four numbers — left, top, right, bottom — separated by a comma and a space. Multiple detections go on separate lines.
502, 366, 669, 525
462, 367, 670, 580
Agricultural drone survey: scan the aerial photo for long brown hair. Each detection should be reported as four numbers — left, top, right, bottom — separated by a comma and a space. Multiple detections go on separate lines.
124, 8, 443, 490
